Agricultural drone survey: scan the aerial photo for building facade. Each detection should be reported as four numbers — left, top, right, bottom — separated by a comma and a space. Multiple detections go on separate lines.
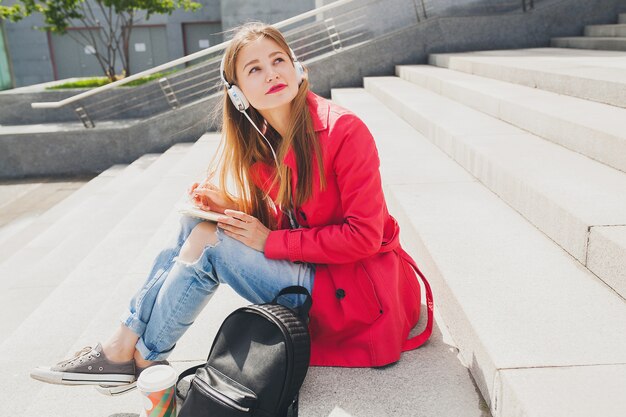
1, 0, 315, 88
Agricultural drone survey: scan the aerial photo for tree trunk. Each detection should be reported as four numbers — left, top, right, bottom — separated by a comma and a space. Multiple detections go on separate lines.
122, 15, 134, 77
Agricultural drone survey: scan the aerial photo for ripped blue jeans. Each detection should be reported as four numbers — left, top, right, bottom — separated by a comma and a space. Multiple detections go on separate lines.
121, 215, 315, 361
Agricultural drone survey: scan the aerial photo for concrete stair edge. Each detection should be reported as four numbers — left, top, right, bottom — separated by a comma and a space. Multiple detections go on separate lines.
551, 37, 626, 51
427, 48, 626, 109
395, 63, 626, 173
331, 87, 626, 417
0, 145, 190, 291
22, 209, 249, 416
0, 142, 203, 342
585, 23, 626, 37
0, 181, 79, 251
0, 158, 153, 265
1, 135, 219, 415
363, 74, 626, 300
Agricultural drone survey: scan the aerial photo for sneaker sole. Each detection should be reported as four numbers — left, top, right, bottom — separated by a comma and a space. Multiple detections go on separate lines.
95, 361, 172, 396
30, 367, 134, 386
96, 382, 137, 396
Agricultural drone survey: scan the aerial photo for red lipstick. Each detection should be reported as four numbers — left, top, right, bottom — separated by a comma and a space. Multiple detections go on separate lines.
266, 83, 287, 94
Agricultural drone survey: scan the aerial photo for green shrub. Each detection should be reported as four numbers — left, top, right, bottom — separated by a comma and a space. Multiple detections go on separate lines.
46, 70, 178, 90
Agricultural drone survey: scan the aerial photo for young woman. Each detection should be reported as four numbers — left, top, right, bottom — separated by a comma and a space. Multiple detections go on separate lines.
31, 22, 433, 393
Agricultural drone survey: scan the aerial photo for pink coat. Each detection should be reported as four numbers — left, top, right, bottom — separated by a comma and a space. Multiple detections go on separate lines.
253, 91, 433, 367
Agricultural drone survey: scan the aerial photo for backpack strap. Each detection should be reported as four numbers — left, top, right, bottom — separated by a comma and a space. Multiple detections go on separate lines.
177, 364, 203, 383
272, 285, 313, 319
175, 363, 204, 401
397, 248, 434, 351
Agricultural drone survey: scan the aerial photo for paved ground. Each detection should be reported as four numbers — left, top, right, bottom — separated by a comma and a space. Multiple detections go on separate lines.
0, 176, 92, 244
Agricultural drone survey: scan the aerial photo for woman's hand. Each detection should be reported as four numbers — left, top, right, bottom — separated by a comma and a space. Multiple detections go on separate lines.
188, 182, 232, 214
217, 209, 271, 252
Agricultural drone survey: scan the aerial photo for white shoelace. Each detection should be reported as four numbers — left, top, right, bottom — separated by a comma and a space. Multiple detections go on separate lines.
57, 346, 95, 367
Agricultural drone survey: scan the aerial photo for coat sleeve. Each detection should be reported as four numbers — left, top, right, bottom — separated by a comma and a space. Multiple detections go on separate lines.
263, 113, 385, 264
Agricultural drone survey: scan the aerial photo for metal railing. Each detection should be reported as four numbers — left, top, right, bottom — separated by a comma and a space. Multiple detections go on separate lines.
32, 0, 375, 127
31, 0, 540, 128
523, 0, 536, 12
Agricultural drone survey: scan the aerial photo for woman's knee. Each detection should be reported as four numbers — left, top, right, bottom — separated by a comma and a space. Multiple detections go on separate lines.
177, 216, 204, 242
178, 221, 219, 263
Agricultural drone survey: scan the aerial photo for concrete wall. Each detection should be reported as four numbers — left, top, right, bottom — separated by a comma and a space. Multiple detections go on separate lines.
0, 94, 219, 178
0, 85, 84, 125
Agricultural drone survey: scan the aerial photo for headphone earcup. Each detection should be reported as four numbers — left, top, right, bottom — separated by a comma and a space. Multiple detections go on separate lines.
295, 61, 305, 85
227, 85, 249, 111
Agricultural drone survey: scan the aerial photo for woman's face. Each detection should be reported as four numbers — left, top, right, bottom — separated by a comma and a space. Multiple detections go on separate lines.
234, 37, 299, 111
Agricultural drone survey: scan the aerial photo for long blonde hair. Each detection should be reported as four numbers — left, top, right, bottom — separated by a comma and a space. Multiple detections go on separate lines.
207, 22, 326, 230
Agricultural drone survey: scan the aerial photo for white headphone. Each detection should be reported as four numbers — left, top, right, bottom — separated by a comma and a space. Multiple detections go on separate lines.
220, 47, 305, 112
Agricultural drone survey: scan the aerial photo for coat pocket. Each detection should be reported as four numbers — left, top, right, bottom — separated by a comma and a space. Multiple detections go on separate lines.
331, 262, 383, 326
355, 261, 384, 324
178, 366, 257, 417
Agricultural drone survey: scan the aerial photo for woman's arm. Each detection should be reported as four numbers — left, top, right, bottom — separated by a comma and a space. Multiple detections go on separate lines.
264, 114, 385, 264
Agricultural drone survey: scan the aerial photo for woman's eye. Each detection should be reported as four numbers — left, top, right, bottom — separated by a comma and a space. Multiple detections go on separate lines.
248, 58, 284, 74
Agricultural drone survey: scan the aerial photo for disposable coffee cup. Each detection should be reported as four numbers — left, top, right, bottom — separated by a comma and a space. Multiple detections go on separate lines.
137, 364, 178, 417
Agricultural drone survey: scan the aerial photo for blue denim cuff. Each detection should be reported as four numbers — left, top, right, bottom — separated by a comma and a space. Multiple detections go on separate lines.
121, 312, 147, 337
135, 337, 174, 361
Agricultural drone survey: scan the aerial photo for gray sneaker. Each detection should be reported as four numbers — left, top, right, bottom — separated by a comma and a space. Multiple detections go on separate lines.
95, 359, 170, 396
30, 344, 135, 386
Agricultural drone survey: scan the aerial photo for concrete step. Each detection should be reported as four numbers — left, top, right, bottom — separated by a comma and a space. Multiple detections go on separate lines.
428, 48, 626, 109
551, 36, 626, 51
585, 23, 626, 37
331, 88, 626, 417
1, 134, 219, 415
0, 148, 184, 339
363, 75, 626, 300
22, 205, 248, 416
396, 64, 626, 174
0, 178, 90, 250
0, 164, 136, 264
0, 181, 40, 210
0, 152, 162, 283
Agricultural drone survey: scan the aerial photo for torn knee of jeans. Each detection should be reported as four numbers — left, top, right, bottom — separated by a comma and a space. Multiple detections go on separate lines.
175, 227, 222, 265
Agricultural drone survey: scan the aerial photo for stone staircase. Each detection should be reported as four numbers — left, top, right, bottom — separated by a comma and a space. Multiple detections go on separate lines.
330, 45, 626, 416
552, 13, 626, 50
4, 39, 626, 417
1, 133, 487, 416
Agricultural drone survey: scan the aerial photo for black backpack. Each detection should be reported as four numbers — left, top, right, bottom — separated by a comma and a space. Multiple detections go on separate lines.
176, 286, 312, 417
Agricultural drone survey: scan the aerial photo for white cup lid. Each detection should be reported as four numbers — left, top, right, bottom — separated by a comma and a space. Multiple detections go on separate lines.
137, 364, 177, 392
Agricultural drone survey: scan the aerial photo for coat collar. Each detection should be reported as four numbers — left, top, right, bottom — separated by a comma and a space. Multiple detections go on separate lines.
307, 90, 330, 133
282, 90, 329, 169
